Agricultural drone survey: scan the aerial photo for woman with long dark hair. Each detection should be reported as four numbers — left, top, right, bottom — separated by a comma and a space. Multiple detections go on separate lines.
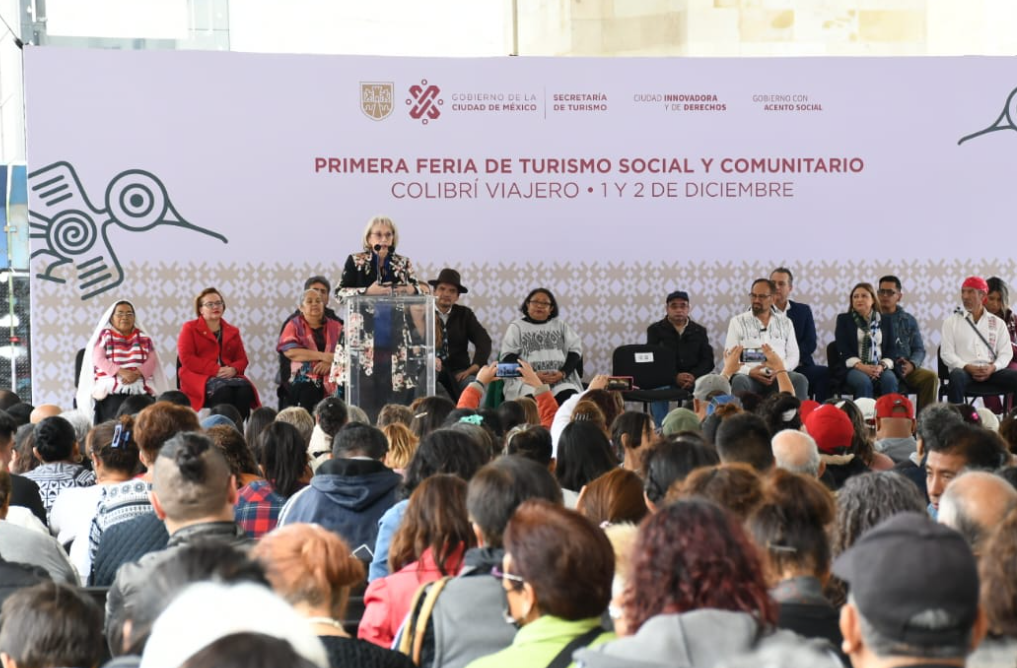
358, 474, 474, 648
555, 421, 618, 508
235, 422, 311, 538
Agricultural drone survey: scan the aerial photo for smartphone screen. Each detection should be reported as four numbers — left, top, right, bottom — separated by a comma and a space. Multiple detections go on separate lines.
606, 376, 634, 391
740, 348, 766, 364
496, 362, 522, 378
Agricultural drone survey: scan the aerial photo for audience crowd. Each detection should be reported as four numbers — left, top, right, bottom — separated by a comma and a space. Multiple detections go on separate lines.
2, 244, 1017, 668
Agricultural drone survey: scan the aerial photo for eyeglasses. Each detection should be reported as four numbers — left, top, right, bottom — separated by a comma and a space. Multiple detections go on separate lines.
528, 300, 553, 308
491, 565, 525, 590
877, 289, 898, 296
201, 300, 224, 308
112, 311, 135, 318
749, 293, 772, 300
370, 230, 394, 239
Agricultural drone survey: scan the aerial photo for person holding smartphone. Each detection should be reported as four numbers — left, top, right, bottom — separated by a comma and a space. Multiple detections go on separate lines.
724, 278, 809, 399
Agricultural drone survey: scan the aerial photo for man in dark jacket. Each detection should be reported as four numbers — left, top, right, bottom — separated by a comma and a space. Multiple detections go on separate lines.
105, 432, 249, 656
877, 275, 938, 412
278, 422, 400, 554
646, 290, 715, 426
428, 268, 492, 400
771, 267, 830, 401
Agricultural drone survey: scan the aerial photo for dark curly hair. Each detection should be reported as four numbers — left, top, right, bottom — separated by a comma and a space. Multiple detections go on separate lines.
755, 392, 801, 435
623, 499, 777, 634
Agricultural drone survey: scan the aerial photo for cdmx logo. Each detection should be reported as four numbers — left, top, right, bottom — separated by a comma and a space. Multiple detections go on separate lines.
28, 161, 228, 301
406, 79, 443, 124
958, 86, 1017, 145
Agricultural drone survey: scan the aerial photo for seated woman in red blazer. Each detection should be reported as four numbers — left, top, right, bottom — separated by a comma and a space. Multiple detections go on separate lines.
178, 287, 260, 421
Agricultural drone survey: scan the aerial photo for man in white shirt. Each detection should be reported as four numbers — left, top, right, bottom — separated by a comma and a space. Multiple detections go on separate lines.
941, 275, 1017, 404
724, 278, 809, 399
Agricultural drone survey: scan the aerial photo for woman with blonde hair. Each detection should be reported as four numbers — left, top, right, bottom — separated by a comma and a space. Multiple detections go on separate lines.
382, 423, 418, 475
276, 406, 315, 444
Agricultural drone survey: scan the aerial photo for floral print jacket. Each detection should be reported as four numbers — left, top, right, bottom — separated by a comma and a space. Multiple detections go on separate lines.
335, 251, 422, 299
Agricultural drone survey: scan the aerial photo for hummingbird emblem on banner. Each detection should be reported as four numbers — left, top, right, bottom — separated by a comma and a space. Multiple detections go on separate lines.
28, 162, 228, 301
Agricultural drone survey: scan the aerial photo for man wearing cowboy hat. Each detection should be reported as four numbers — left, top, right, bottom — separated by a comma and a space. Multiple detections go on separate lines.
428, 268, 492, 400
941, 275, 1017, 404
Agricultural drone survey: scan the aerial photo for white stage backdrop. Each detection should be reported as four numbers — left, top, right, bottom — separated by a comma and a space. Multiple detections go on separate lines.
23, 47, 1017, 406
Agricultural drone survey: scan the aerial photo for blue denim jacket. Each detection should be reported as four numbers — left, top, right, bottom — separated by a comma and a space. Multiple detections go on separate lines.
884, 307, 926, 371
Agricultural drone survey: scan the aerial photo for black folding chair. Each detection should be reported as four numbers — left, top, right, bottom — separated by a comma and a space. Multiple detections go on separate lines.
611, 344, 688, 413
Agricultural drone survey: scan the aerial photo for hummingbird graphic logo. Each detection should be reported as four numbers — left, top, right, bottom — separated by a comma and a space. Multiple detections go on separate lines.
958, 87, 1017, 145
28, 162, 228, 301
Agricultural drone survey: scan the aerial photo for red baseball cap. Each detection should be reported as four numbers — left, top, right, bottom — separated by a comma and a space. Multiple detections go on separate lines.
875, 393, 915, 420
799, 399, 822, 423
804, 404, 855, 454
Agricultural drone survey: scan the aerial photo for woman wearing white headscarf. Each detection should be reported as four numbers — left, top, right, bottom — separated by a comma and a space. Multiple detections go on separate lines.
76, 300, 168, 424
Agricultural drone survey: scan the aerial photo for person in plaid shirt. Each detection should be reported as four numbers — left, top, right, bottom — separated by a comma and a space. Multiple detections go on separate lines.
235, 477, 286, 539
235, 422, 310, 538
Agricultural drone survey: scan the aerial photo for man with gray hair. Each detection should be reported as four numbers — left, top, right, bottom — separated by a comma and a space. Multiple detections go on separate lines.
834, 512, 988, 668
938, 470, 1017, 557
771, 429, 823, 478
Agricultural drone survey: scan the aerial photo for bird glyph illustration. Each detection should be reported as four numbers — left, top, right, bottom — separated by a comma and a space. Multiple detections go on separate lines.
29, 162, 228, 300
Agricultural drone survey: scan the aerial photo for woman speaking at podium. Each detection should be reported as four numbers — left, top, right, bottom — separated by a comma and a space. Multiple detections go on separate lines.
333, 216, 431, 420
336, 216, 427, 298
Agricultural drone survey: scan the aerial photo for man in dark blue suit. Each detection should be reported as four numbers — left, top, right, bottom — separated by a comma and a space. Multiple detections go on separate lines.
771, 267, 831, 401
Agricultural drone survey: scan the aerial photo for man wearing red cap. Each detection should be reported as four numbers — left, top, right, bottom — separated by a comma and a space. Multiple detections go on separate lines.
803, 404, 868, 489
941, 276, 1017, 405
873, 393, 917, 464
